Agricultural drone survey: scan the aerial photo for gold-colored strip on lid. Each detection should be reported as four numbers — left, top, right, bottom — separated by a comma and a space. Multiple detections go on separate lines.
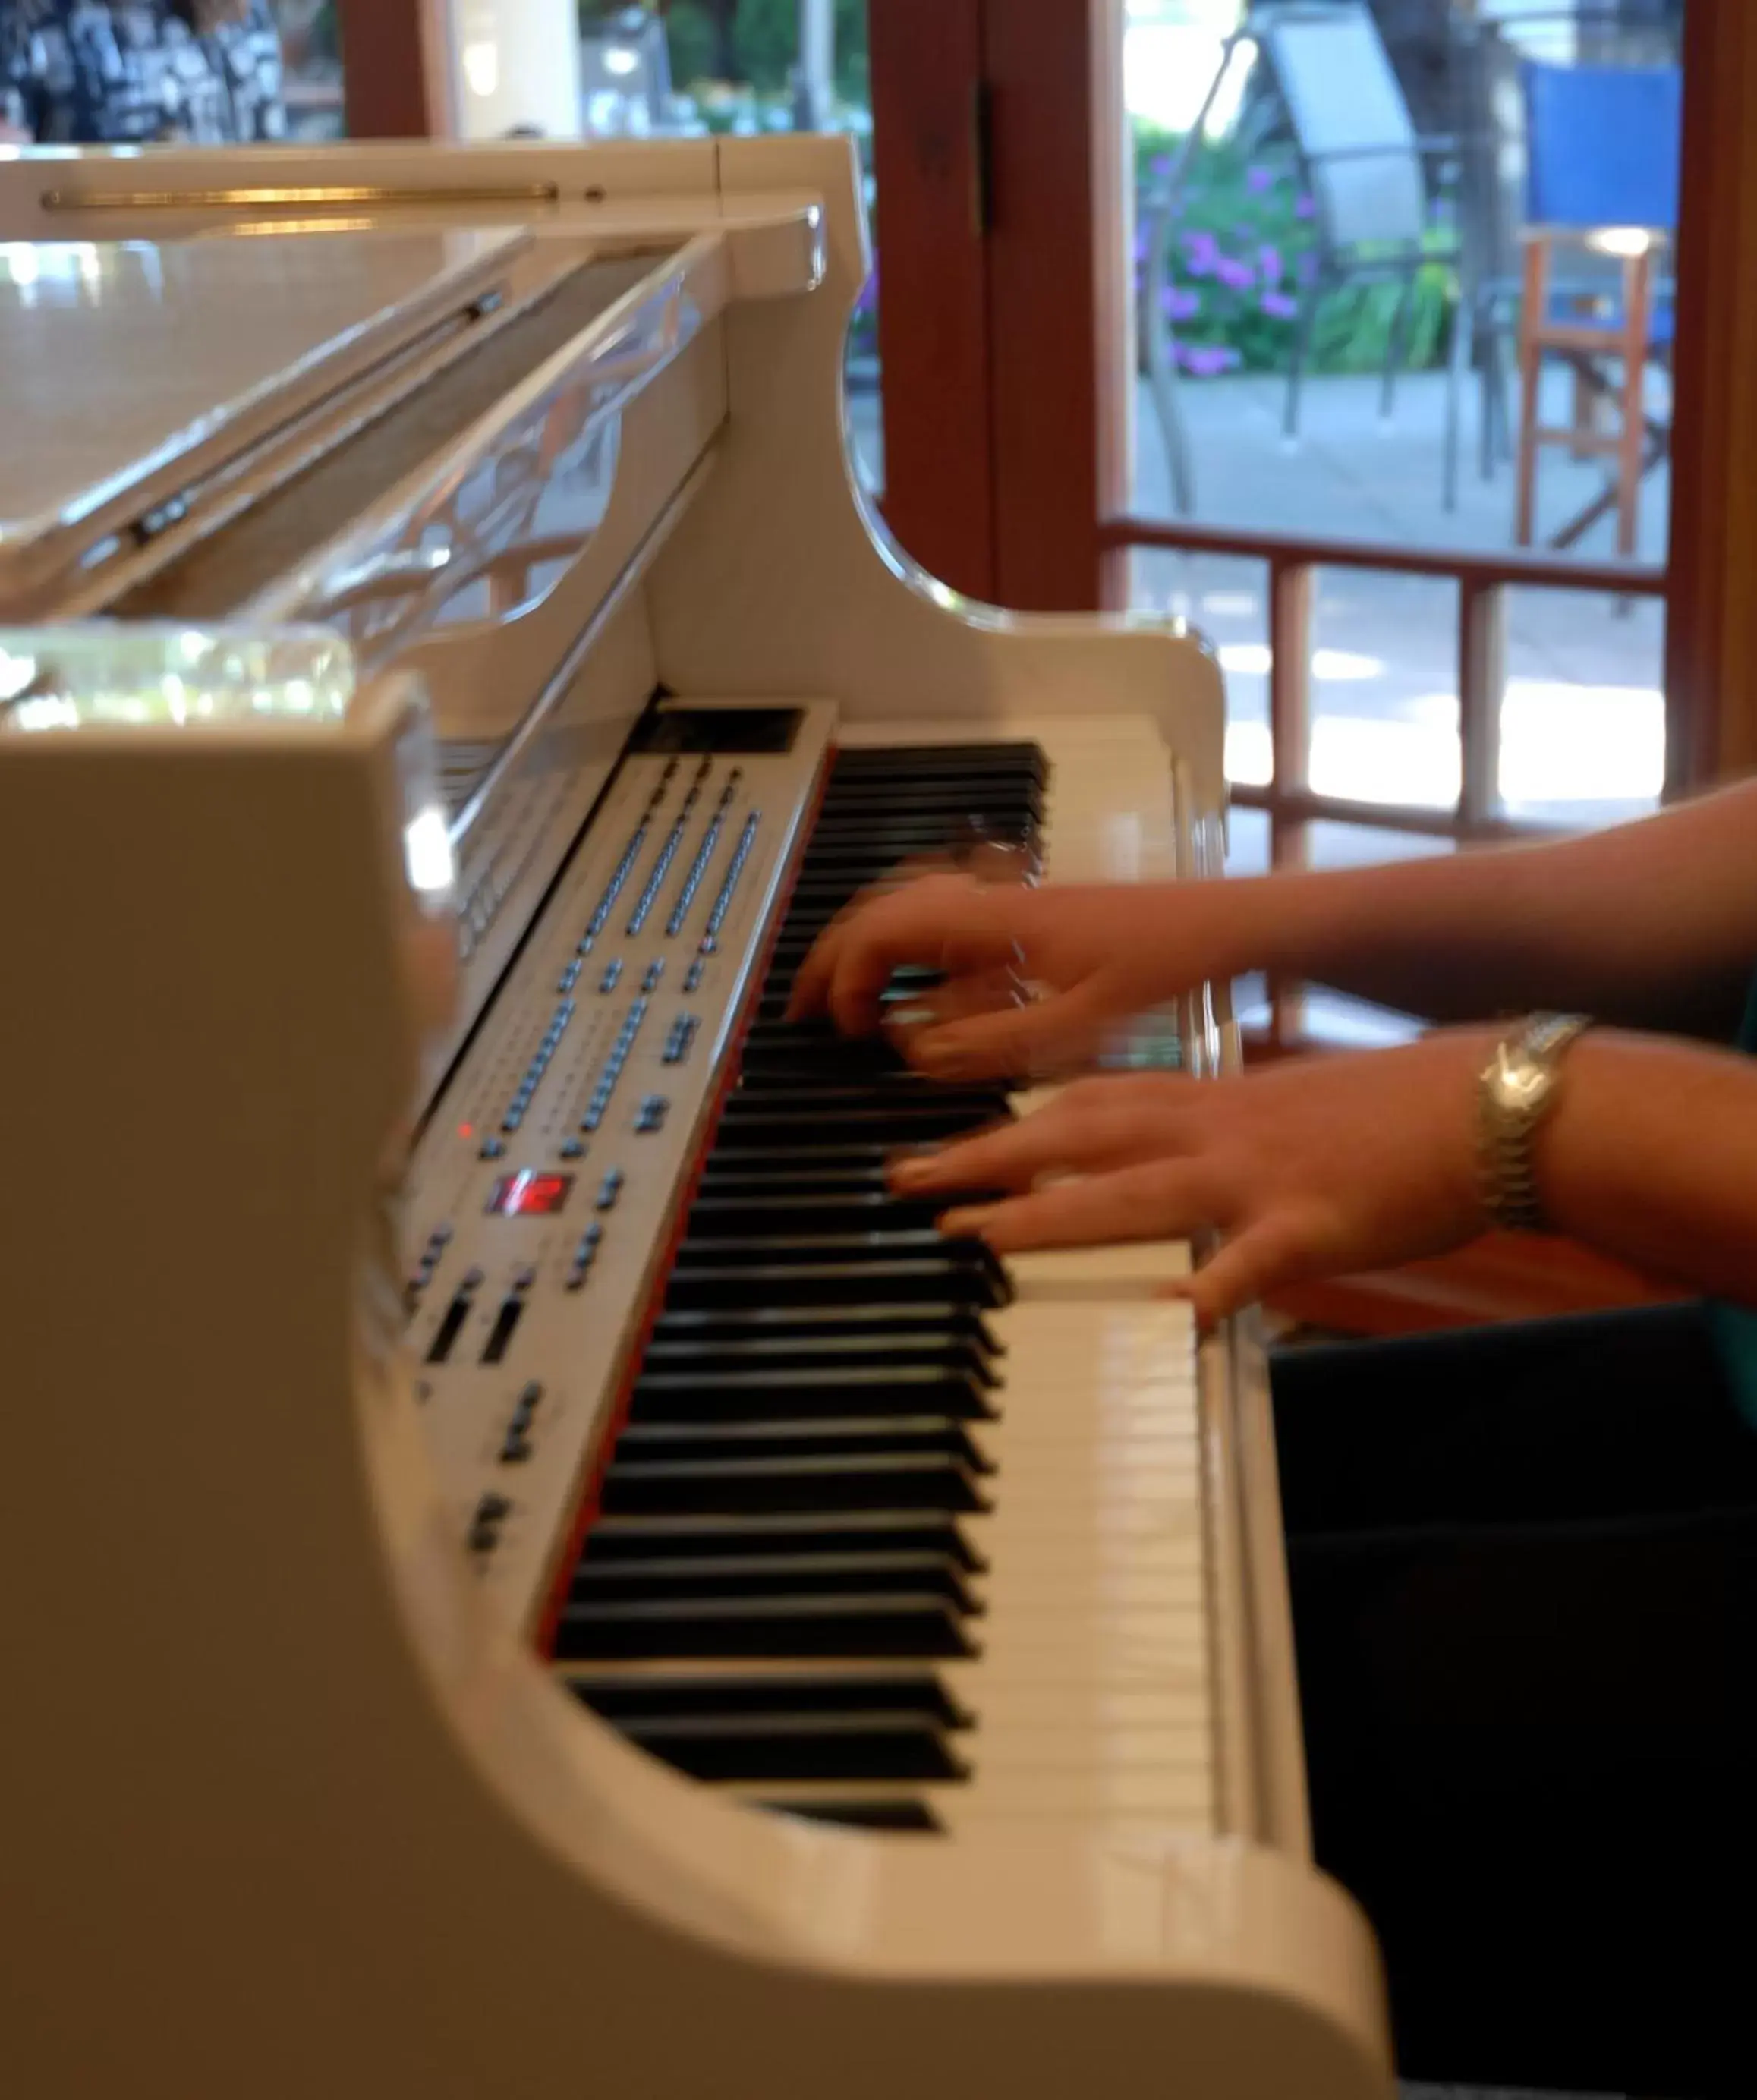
39, 182, 564, 213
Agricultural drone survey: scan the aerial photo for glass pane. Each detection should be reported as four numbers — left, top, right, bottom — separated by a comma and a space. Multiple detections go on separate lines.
1124, 0, 1684, 568
2, 4, 310, 143
1497, 587, 1666, 826
593, 3, 881, 488
1225, 801, 1270, 879
276, 5, 345, 140
1132, 548, 1269, 786
1301, 988, 1423, 1048
1308, 820, 1453, 872
1309, 568, 1459, 810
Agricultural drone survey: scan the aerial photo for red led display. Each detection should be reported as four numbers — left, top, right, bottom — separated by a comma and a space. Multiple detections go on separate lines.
488, 1171, 574, 1218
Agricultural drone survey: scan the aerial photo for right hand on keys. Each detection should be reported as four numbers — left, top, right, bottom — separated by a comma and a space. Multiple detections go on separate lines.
786, 871, 1243, 1080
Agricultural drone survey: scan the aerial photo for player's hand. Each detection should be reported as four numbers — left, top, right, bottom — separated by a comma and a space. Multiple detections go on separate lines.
889, 1031, 1496, 1324
786, 872, 1249, 1080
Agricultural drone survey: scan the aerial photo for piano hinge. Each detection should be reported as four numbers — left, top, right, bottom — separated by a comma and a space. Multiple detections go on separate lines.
971, 77, 995, 241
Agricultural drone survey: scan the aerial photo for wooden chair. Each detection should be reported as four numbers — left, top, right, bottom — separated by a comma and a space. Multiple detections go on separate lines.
1514, 222, 1670, 557
1509, 57, 1680, 556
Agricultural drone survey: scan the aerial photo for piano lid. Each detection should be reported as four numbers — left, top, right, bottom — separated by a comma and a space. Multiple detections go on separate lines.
0, 228, 529, 606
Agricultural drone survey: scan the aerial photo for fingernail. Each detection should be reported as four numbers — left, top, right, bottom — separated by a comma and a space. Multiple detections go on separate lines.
887, 1154, 935, 1187
938, 1206, 993, 1239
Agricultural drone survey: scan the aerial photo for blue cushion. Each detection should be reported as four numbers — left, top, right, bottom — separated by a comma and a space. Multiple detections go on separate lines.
1522, 61, 1682, 235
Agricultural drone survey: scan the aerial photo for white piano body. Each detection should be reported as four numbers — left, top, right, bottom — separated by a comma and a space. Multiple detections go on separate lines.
0, 138, 1392, 2097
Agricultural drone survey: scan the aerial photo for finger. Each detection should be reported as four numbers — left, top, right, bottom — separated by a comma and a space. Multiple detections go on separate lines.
902, 979, 1116, 1082
786, 877, 1013, 1034
891, 1085, 1192, 1195
1168, 1214, 1313, 1330
882, 965, 1023, 1037
938, 1159, 1219, 1255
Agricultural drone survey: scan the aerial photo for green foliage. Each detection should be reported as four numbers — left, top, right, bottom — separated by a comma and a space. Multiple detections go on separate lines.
729, 0, 869, 102
654, 2, 719, 89
1135, 124, 1456, 379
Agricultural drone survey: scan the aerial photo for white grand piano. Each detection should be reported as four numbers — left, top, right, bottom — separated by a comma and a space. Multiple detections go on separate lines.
0, 137, 1391, 2098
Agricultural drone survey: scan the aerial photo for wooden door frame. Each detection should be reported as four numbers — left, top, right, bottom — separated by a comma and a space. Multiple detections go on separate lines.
335, 0, 456, 140
1664, 0, 1757, 785
870, 0, 1121, 612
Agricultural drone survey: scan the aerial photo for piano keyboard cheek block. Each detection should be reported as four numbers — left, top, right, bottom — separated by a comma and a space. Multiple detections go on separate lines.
2, 134, 1390, 2100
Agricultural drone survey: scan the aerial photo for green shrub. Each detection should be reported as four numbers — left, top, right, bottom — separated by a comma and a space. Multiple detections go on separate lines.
1136, 124, 1456, 379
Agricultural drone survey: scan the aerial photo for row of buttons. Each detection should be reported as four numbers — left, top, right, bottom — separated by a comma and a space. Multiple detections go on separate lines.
583, 820, 650, 949
499, 1379, 544, 1464
701, 811, 760, 951
492, 996, 576, 1151
627, 817, 688, 936
665, 809, 726, 937
661, 1012, 700, 1066
565, 1219, 606, 1291
405, 1220, 454, 1304
579, 997, 648, 1132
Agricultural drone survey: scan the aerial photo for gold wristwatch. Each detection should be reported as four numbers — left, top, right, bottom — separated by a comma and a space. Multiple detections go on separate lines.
1477, 1013, 1592, 1233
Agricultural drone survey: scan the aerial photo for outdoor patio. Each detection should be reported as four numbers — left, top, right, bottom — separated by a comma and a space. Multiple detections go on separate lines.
850, 353, 1670, 895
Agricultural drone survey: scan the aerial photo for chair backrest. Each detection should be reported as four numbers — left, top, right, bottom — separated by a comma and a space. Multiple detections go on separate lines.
1258, 2, 1428, 252
1521, 59, 1682, 232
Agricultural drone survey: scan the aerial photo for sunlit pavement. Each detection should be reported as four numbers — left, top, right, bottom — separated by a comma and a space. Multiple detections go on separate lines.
845, 367, 1667, 854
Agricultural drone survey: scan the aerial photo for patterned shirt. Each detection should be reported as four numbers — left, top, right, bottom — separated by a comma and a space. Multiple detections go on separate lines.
2, 2, 285, 145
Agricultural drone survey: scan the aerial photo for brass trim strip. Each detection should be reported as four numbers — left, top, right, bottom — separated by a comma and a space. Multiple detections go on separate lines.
39, 182, 563, 212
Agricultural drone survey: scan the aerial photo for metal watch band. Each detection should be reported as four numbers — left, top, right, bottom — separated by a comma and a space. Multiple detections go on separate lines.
1477, 1012, 1592, 1233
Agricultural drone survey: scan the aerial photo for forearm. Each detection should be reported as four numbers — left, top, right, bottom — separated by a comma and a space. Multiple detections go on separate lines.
1536, 1031, 1757, 1304
1196, 782, 1757, 1030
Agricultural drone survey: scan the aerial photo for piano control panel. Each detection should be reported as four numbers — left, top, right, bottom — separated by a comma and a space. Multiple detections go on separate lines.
405, 699, 836, 1625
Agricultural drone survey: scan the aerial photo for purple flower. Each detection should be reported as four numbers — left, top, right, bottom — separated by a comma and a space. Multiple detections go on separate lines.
1246, 164, 1274, 194
1176, 342, 1241, 377
1258, 242, 1283, 285
1260, 289, 1299, 320
1296, 251, 1319, 286
1215, 256, 1255, 291
1295, 192, 1316, 219
1160, 285, 1200, 322
1151, 154, 1174, 181
1181, 228, 1219, 276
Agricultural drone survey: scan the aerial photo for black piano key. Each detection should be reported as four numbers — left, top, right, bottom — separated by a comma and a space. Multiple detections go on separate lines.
610, 1708, 968, 1784
669, 1233, 1012, 1302
612, 1416, 990, 1470
569, 1548, 977, 1612
638, 1333, 999, 1384
661, 1256, 1009, 1313
627, 1365, 997, 1425
650, 1301, 1003, 1353
597, 1450, 989, 1516
711, 1105, 1009, 1144
553, 1590, 978, 1660
760, 1798, 943, 1832
566, 1672, 972, 1728
581, 1511, 987, 1572
681, 1193, 986, 1238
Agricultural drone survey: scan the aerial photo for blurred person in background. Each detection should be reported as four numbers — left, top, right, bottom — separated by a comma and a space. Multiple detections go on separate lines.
1, 0, 285, 145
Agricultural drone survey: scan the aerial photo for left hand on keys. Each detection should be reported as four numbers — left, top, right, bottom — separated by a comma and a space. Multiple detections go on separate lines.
890, 1030, 1500, 1326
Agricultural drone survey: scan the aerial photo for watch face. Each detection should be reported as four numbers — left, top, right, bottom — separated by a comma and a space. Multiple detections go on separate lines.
1500, 1066, 1548, 1110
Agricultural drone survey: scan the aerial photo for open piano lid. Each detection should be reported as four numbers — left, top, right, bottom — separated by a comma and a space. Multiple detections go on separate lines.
0, 227, 532, 618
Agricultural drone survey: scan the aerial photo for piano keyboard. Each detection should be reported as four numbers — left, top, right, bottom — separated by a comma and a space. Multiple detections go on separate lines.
546, 735, 1215, 1835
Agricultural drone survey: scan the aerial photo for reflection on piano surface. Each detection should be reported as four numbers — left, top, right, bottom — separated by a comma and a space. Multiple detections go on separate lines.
0, 135, 1393, 2098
